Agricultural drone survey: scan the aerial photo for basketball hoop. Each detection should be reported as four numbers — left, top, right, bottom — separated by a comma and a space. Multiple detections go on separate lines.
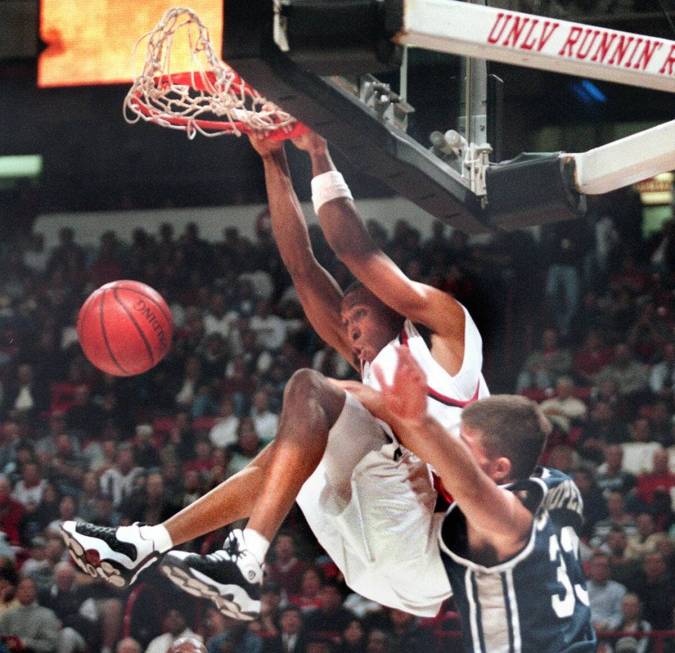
123, 7, 306, 140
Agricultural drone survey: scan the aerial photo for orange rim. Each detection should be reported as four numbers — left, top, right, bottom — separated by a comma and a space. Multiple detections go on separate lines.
130, 70, 307, 140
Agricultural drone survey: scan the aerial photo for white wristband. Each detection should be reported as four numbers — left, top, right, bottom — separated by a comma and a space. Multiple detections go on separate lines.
311, 171, 353, 214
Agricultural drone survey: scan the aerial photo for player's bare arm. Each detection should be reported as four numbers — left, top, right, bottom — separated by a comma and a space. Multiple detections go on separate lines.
249, 134, 353, 365
348, 348, 532, 557
293, 132, 466, 374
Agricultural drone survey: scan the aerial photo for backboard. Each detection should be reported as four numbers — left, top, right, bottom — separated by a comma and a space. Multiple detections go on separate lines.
219, 0, 674, 234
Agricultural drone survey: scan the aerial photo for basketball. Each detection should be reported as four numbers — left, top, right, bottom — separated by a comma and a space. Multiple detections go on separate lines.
77, 280, 173, 377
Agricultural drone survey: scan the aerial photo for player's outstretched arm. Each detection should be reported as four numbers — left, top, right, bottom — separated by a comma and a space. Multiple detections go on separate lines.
365, 349, 532, 549
249, 135, 353, 365
292, 132, 466, 372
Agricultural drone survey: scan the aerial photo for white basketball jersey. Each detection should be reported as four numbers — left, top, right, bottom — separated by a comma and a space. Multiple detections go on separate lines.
362, 303, 489, 437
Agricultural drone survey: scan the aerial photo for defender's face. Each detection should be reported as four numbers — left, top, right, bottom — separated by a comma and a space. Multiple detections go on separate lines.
341, 293, 397, 365
458, 423, 492, 476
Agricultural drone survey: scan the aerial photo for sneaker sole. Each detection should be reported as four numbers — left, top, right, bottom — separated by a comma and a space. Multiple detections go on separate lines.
160, 554, 259, 621
60, 523, 129, 588
60, 522, 159, 588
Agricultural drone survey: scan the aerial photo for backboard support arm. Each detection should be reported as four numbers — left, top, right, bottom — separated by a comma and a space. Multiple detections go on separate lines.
566, 119, 675, 195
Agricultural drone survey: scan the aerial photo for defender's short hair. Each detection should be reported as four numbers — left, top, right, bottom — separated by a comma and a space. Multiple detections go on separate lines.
461, 395, 551, 480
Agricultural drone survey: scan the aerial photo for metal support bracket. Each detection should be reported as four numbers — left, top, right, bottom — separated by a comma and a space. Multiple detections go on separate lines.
359, 74, 415, 131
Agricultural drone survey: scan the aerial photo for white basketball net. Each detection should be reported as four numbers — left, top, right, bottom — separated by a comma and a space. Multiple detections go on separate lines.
123, 7, 297, 139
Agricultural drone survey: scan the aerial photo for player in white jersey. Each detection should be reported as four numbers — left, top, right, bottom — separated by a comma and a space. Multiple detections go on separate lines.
61, 129, 488, 620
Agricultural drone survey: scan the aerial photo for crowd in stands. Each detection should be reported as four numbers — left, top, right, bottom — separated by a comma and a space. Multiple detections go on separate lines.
0, 203, 672, 653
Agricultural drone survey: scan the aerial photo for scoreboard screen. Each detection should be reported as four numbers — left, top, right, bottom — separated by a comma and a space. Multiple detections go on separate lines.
38, 0, 223, 87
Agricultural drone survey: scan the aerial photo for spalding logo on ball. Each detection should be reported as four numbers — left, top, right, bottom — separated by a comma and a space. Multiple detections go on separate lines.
77, 280, 174, 376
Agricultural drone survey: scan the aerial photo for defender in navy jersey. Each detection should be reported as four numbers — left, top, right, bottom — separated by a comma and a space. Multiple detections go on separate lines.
441, 467, 594, 653
349, 348, 595, 653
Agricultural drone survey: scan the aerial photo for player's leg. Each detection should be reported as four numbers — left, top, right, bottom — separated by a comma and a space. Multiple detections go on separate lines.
246, 368, 346, 540
61, 444, 273, 587
160, 369, 346, 618
162, 451, 271, 544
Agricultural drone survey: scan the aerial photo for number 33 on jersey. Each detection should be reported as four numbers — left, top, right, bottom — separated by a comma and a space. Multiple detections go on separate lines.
440, 467, 596, 653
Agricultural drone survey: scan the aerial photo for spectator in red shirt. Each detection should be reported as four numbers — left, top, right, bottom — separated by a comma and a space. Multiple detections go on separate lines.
267, 532, 310, 597
290, 566, 325, 613
0, 476, 23, 545
573, 330, 614, 385
183, 439, 214, 476
636, 449, 675, 506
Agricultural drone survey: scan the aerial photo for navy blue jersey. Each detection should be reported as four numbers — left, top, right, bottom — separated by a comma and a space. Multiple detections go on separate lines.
439, 467, 596, 653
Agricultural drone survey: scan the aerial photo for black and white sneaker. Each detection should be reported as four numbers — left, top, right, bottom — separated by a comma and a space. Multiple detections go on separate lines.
160, 529, 263, 620
61, 521, 161, 588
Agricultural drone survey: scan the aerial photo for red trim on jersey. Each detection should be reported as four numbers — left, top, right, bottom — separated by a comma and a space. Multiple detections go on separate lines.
433, 473, 453, 504
427, 381, 481, 408
398, 327, 410, 346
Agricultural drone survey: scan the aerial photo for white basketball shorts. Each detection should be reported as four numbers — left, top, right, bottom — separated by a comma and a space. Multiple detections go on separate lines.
296, 392, 451, 616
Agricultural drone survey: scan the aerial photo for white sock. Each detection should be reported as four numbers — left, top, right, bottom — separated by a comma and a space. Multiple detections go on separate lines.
243, 528, 270, 564
140, 524, 173, 554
